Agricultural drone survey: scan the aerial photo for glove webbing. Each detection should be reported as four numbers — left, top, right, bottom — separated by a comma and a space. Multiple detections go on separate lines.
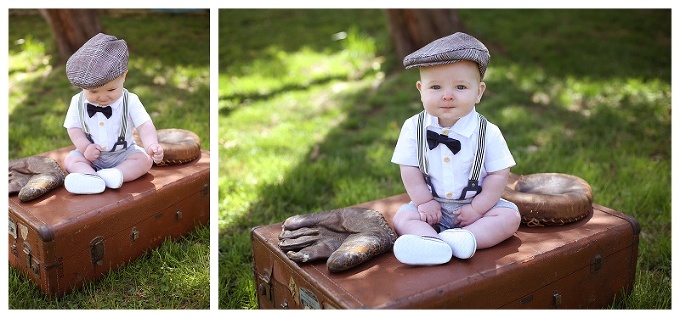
77, 89, 130, 152
416, 110, 487, 200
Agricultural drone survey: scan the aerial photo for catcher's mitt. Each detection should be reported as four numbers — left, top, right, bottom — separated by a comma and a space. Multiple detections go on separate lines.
9, 156, 66, 202
278, 207, 397, 272
502, 172, 593, 227
135, 128, 201, 166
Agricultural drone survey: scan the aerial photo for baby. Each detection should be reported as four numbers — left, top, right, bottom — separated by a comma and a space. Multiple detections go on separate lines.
391, 32, 521, 265
62, 33, 164, 194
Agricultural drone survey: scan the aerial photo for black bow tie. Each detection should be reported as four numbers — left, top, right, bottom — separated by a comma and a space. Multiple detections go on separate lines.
427, 130, 461, 154
87, 103, 112, 119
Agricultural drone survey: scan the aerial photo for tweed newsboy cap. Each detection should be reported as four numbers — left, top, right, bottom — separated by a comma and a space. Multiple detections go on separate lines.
66, 33, 128, 89
403, 32, 490, 79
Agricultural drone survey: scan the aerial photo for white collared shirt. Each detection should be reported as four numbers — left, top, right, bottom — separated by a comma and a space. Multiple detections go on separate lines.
391, 109, 515, 199
63, 90, 152, 151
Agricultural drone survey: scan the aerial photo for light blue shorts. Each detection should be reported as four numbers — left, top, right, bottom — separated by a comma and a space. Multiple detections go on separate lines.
67, 143, 145, 171
398, 197, 519, 232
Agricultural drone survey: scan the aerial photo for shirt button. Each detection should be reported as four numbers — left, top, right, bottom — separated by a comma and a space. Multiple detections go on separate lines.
101, 146, 107, 150
99, 122, 105, 126
443, 157, 450, 163
441, 129, 449, 135
446, 192, 453, 198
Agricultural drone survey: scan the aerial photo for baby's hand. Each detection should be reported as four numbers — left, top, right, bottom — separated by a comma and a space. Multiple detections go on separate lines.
83, 143, 102, 161
147, 143, 164, 164
417, 199, 442, 226
454, 204, 484, 227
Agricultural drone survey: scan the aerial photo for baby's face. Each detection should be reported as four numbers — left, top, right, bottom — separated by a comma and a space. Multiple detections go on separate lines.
417, 61, 485, 127
83, 71, 127, 106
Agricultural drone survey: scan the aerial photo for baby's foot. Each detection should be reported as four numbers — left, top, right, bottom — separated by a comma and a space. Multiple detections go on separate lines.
64, 173, 105, 194
439, 229, 477, 259
393, 234, 452, 265
97, 168, 124, 189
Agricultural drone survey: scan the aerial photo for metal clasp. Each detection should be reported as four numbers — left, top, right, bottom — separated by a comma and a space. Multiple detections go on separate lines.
458, 180, 482, 199
257, 266, 273, 306
22, 242, 40, 277
90, 236, 105, 265
553, 290, 562, 307
130, 228, 139, 241
110, 137, 127, 152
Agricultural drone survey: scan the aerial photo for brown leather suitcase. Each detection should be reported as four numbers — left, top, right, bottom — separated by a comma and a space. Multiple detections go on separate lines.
8, 146, 210, 298
251, 193, 639, 309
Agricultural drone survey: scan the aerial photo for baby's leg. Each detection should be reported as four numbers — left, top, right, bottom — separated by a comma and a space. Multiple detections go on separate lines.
392, 203, 438, 237
64, 152, 97, 174
463, 206, 521, 249
393, 203, 452, 265
114, 151, 153, 182
64, 151, 105, 194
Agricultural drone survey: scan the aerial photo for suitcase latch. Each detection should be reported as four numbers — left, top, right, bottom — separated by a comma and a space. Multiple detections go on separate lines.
590, 254, 603, 273
22, 242, 40, 277
257, 266, 273, 306
90, 236, 105, 266
553, 290, 562, 308
130, 228, 139, 242
201, 182, 209, 197
9, 217, 17, 239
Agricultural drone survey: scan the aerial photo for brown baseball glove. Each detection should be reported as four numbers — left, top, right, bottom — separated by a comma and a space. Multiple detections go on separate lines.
134, 128, 201, 166
502, 172, 593, 226
9, 156, 66, 202
278, 207, 397, 272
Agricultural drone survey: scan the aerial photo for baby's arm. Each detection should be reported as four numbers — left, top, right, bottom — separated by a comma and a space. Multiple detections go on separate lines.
67, 127, 102, 161
136, 121, 164, 163
400, 165, 441, 225
456, 167, 510, 227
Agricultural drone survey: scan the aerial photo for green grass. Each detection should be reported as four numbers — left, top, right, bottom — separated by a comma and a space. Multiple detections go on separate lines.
8, 9, 210, 308
218, 9, 670, 309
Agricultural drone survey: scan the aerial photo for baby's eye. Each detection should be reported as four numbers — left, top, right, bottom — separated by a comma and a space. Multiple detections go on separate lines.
431, 85, 441, 90
107, 88, 117, 92
456, 85, 466, 90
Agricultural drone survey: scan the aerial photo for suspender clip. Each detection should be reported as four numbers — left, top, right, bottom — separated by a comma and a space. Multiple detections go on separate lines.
111, 137, 128, 152
458, 180, 482, 200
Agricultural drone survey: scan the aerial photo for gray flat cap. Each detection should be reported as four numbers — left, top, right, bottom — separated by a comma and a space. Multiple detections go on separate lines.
66, 33, 128, 89
403, 32, 490, 79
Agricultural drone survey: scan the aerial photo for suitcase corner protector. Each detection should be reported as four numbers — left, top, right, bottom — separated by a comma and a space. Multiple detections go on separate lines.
37, 224, 55, 242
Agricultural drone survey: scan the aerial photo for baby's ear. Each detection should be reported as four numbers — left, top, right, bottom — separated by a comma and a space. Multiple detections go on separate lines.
476, 81, 486, 103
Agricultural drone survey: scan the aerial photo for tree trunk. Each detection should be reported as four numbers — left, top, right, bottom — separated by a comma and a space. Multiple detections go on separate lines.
39, 9, 103, 63
384, 9, 465, 62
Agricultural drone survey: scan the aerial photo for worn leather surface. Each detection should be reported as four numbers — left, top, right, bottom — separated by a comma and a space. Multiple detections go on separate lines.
503, 172, 593, 226
8, 146, 210, 297
8, 156, 66, 202
134, 128, 201, 166
253, 194, 639, 309
279, 207, 396, 272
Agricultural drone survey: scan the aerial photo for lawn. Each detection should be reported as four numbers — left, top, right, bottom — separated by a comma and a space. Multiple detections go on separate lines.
7, 9, 210, 309
218, 9, 671, 309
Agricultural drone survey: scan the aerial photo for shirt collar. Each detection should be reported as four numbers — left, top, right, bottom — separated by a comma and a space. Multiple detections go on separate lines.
425, 107, 478, 138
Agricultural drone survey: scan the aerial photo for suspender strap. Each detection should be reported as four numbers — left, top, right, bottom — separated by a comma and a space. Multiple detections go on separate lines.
111, 90, 129, 151
458, 113, 487, 199
76, 89, 129, 152
416, 111, 487, 199
416, 111, 439, 198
